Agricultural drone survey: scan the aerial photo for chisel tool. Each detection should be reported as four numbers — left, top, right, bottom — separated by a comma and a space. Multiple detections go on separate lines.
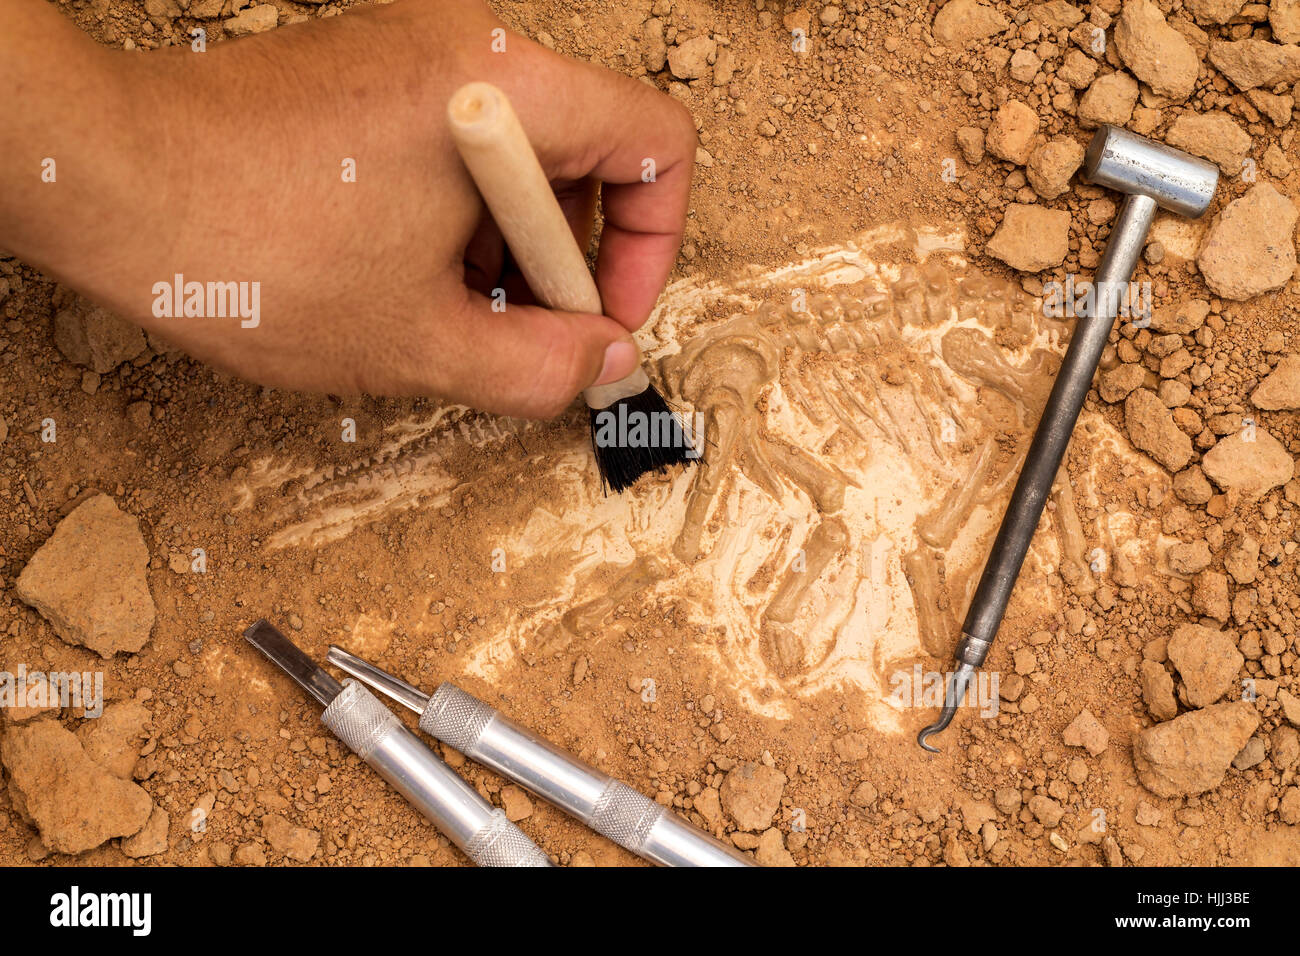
916, 126, 1218, 751
244, 620, 551, 866
326, 645, 756, 867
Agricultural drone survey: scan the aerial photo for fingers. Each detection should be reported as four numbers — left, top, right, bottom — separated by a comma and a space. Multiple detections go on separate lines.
506, 51, 697, 332
444, 35, 693, 416
594, 181, 690, 332
463, 176, 594, 305
430, 286, 639, 419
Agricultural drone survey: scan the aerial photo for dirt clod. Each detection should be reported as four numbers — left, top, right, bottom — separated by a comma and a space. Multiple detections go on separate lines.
1201, 428, 1295, 497
933, 0, 1009, 49
1133, 701, 1259, 797
719, 761, 786, 831
1167, 623, 1244, 708
1062, 708, 1109, 755
0, 720, 152, 854
986, 204, 1070, 271
1125, 388, 1193, 472
1251, 355, 1300, 410
262, 813, 320, 863
15, 494, 156, 658
1197, 183, 1298, 301
1113, 0, 1200, 101
986, 101, 1040, 165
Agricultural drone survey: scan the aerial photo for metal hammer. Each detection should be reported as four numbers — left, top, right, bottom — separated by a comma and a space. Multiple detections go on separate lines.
917, 125, 1218, 751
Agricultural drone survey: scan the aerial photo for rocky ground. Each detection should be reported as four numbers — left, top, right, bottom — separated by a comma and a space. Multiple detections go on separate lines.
3, 0, 1300, 867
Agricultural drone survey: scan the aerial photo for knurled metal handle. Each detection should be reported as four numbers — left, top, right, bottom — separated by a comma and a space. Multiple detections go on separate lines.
589, 780, 666, 853
421, 682, 495, 755
321, 679, 399, 759
466, 809, 552, 867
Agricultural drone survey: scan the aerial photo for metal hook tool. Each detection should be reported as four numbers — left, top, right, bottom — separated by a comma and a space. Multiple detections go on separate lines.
916, 126, 1218, 751
916, 638, 985, 753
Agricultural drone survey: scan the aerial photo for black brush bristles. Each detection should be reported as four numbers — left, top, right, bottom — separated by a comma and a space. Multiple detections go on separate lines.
589, 384, 697, 493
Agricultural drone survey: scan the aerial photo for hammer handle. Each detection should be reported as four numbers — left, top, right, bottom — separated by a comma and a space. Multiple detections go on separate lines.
957, 192, 1157, 660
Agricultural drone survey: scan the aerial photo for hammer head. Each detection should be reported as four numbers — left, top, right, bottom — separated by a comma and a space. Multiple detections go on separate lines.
1083, 125, 1219, 219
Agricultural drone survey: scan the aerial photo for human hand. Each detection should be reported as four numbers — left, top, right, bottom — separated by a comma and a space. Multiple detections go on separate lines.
2, 0, 696, 417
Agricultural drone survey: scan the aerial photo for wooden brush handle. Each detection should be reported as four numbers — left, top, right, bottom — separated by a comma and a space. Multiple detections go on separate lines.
447, 81, 648, 407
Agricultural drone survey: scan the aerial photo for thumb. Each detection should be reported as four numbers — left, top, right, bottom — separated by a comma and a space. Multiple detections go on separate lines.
436, 289, 639, 419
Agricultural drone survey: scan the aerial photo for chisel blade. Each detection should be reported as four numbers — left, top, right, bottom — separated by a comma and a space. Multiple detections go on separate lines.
244, 619, 343, 707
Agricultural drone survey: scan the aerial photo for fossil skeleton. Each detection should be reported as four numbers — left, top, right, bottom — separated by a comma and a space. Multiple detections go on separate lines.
236, 230, 1151, 725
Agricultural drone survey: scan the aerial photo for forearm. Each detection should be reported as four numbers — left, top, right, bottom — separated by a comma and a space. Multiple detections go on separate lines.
0, 0, 160, 286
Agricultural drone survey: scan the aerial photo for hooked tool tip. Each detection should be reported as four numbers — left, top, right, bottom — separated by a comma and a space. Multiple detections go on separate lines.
916, 724, 945, 753
916, 662, 975, 753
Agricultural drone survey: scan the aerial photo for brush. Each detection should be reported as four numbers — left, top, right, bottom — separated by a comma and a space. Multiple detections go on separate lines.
447, 81, 695, 492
